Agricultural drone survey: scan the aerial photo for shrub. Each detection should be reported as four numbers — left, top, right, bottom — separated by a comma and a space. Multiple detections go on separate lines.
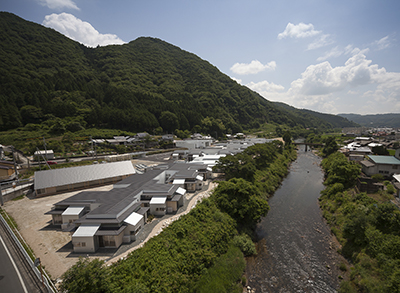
339, 262, 347, 271
232, 234, 257, 256
193, 245, 245, 293
371, 174, 385, 182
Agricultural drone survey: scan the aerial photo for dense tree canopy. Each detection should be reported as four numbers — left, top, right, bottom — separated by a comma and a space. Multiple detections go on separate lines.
322, 136, 339, 157
212, 178, 269, 226
321, 152, 361, 189
0, 12, 358, 135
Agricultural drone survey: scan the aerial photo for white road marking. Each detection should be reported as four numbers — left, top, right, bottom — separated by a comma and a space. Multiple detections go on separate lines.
0, 234, 28, 293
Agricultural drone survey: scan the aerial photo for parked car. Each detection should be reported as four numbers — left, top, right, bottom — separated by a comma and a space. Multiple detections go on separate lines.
47, 161, 57, 165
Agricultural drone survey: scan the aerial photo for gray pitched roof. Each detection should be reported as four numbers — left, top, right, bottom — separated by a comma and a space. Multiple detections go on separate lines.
34, 161, 135, 190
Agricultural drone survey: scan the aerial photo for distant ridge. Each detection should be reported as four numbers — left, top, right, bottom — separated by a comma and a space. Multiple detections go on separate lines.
338, 113, 400, 128
0, 12, 357, 133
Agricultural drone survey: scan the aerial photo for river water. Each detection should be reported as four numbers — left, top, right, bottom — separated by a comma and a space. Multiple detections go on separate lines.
246, 146, 342, 293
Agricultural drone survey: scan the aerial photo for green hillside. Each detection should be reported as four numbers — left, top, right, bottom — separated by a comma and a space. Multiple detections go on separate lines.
338, 113, 400, 128
0, 12, 357, 135
274, 103, 359, 129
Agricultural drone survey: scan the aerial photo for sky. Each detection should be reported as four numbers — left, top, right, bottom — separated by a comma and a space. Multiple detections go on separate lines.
2, 0, 400, 115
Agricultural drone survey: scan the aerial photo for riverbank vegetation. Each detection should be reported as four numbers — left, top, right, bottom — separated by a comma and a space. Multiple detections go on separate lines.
60, 142, 296, 293
319, 152, 400, 292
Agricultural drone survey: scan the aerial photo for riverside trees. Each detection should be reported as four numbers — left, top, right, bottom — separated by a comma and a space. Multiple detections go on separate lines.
320, 152, 400, 292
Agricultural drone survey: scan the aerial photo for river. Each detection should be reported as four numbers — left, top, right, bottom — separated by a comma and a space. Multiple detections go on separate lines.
246, 146, 343, 292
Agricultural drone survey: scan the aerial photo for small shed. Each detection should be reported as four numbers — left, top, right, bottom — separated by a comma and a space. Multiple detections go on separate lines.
34, 150, 55, 160
61, 206, 85, 230
72, 224, 100, 253
150, 197, 167, 216
123, 212, 144, 242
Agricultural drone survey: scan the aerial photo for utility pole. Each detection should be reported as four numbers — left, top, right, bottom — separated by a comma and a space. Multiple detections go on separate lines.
90, 136, 94, 157
11, 146, 18, 180
36, 147, 51, 169
0, 183, 3, 206
43, 137, 47, 162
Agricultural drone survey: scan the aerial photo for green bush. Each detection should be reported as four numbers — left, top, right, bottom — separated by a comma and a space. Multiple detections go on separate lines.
372, 174, 385, 182
193, 245, 245, 293
232, 234, 257, 256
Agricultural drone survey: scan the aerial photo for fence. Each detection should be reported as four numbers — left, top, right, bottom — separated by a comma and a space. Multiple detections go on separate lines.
0, 209, 58, 292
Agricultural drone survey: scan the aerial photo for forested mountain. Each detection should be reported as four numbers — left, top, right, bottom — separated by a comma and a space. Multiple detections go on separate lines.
338, 113, 400, 128
273, 102, 359, 129
0, 12, 357, 135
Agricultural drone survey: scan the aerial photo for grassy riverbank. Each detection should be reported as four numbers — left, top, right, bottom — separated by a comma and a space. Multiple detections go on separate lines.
319, 152, 400, 292
60, 142, 297, 293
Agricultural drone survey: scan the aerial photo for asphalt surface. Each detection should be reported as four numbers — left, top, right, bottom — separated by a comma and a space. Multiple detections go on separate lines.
0, 216, 46, 293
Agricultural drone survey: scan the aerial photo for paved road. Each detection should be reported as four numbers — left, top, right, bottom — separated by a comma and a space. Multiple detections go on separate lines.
0, 233, 28, 293
0, 217, 45, 293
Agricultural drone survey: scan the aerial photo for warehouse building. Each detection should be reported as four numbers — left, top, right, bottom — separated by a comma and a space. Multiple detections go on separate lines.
34, 161, 136, 197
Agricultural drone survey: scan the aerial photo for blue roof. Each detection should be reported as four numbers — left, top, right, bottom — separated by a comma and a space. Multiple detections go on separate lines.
368, 155, 400, 165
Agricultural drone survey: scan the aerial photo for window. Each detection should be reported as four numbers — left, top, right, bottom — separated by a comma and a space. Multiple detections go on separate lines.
81, 242, 86, 247
53, 214, 62, 224
393, 165, 398, 169
103, 236, 115, 247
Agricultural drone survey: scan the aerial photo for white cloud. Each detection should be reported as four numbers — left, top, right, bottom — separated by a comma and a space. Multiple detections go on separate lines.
37, 0, 79, 10
344, 44, 354, 55
291, 49, 387, 96
278, 22, 321, 39
247, 80, 285, 93
230, 60, 276, 75
307, 34, 333, 50
372, 36, 391, 50
42, 13, 125, 47
317, 46, 343, 62
284, 48, 400, 113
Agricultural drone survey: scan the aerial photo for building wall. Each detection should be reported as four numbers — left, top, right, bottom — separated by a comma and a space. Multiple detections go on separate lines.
167, 201, 177, 213
72, 236, 96, 253
184, 183, 195, 192
150, 203, 166, 216
0, 168, 14, 178
375, 164, 399, 176
52, 214, 62, 225
61, 211, 84, 225
115, 232, 124, 248
124, 218, 145, 242
363, 163, 399, 177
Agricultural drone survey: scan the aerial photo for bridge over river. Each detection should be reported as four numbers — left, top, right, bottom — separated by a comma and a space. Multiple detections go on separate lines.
293, 142, 324, 151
